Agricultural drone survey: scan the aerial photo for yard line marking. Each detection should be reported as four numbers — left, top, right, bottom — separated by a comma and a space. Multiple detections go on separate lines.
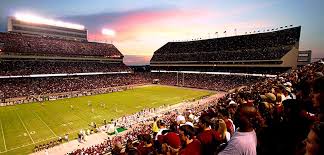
0, 136, 56, 154
0, 127, 83, 154
14, 109, 35, 144
0, 119, 7, 151
31, 110, 57, 137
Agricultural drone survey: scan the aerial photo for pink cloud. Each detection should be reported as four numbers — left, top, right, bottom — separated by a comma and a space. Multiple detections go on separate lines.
87, 3, 275, 56
88, 9, 213, 41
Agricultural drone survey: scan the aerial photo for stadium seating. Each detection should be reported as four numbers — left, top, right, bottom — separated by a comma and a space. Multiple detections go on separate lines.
150, 73, 263, 91
0, 32, 122, 57
0, 73, 263, 99
0, 73, 150, 99
151, 27, 301, 62
69, 59, 324, 155
0, 60, 131, 76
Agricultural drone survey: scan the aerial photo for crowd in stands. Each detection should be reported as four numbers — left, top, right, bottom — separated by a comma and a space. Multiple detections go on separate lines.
68, 59, 323, 155
0, 61, 131, 76
150, 73, 263, 91
0, 72, 263, 100
151, 27, 300, 62
0, 73, 150, 99
0, 32, 122, 57
151, 45, 293, 62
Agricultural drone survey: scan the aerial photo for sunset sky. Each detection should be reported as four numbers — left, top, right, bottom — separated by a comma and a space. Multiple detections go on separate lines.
0, 0, 323, 65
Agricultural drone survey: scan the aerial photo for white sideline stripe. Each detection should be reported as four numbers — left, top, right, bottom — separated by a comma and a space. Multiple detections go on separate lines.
0, 127, 81, 154
31, 110, 57, 137
14, 109, 35, 144
0, 136, 56, 154
0, 119, 7, 151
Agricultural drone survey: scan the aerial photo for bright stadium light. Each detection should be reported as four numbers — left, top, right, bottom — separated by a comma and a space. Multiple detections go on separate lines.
102, 28, 116, 37
14, 13, 85, 30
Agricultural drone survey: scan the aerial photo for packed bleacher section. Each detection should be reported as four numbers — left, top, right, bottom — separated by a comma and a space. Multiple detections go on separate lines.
0, 32, 122, 58
0, 60, 130, 76
0, 73, 263, 100
151, 27, 301, 62
0, 74, 150, 99
69, 59, 323, 155
152, 45, 293, 62
150, 73, 263, 91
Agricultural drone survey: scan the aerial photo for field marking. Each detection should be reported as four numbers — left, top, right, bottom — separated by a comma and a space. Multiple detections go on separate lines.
0, 136, 56, 154
0, 119, 7, 151
0, 127, 82, 154
31, 110, 57, 137
38, 104, 86, 131
0, 86, 211, 154
14, 109, 35, 144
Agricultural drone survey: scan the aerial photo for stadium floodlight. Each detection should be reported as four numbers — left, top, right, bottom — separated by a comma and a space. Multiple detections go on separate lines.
102, 28, 116, 37
14, 13, 85, 30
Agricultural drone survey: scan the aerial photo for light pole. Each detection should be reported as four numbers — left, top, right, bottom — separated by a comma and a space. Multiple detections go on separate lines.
102, 28, 116, 43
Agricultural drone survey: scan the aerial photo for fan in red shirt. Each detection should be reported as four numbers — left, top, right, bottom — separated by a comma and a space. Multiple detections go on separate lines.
197, 115, 222, 155
137, 134, 154, 155
179, 125, 201, 155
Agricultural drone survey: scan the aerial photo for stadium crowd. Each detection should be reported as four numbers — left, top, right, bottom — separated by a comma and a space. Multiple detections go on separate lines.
151, 27, 300, 62
0, 61, 130, 76
151, 46, 293, 62
0, 73, 263, 101
0, 73, 150, 100
0, 32, 122, 57
150, 73, 263, 91
68, 59, 323, 155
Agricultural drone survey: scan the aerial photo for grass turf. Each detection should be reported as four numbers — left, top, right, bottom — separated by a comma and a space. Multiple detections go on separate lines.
0, 85, 213, 155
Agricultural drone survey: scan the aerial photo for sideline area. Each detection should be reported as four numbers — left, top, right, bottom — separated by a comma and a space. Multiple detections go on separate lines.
31, 92, 226, 155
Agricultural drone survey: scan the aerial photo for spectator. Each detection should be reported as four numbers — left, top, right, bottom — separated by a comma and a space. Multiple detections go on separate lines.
303, 122, 323, 155
219, 105, 258, 155
155, 120, 168, 140
179, 125, 201, 155
197, 115, 221, 155
216, 119, 231, 142
138, 134, 154, 155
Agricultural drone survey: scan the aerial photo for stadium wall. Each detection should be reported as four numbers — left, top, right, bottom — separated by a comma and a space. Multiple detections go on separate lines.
0, 54, 124, 62
279, 44, 299, 69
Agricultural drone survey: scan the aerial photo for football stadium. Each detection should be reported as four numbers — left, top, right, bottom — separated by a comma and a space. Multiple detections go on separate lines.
0, 1, 323, 155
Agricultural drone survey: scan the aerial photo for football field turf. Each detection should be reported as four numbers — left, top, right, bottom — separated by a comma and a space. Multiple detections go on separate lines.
0, 85, 213, 155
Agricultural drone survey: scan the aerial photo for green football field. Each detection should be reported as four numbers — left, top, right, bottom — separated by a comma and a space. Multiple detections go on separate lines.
0, 85, 213, 155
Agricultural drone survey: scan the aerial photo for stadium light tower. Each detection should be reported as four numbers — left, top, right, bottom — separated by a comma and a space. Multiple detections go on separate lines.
102, 28, 116, 37
102, 28, 116, 43
14, 13, 85, 30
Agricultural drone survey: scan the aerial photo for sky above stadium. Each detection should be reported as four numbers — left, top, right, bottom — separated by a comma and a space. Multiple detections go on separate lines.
0, 0, 323, 65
